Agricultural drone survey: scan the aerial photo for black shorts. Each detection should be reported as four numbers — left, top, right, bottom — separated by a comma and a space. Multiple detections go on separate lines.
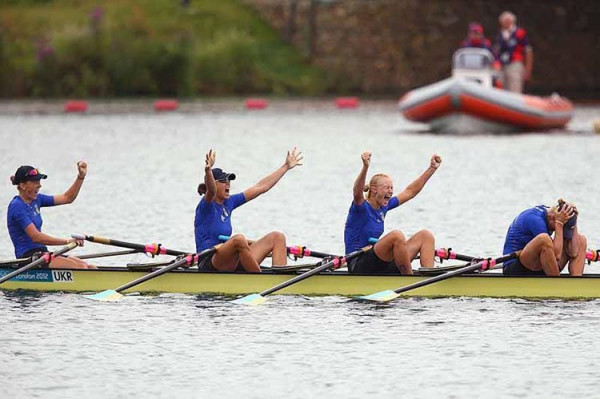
503, 259, 546, 276
197, 254, 246, 272
347, 247, 400, 275
20, 247, 48, 259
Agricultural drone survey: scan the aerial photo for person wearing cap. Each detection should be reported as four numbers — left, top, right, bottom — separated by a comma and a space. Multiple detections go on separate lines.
344, 152, 441, 275
460, 22, 494, 54
494, 11, 533, 93
7, 162, 95, 269
502, 200, 586, 276
194, 148, 303, 272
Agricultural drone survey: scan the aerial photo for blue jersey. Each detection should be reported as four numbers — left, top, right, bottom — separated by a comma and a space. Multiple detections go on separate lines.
7, 194, 55, 258
503, 206, 549, 268
194, 193, 246, 252
344, 197, 400, 254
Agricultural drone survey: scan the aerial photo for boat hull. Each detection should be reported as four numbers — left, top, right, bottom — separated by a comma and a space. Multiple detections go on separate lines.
1, 267, 599, 299
398, 78, 573, 133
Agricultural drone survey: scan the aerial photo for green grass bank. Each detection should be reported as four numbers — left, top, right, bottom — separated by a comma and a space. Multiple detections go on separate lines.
0, 0, 326, 98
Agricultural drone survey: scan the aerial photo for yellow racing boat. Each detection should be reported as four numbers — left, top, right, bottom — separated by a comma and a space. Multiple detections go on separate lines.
1, 266, 600, 300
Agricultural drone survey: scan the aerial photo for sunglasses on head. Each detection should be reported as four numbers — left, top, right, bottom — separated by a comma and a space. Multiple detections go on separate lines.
26, 168, 41, 177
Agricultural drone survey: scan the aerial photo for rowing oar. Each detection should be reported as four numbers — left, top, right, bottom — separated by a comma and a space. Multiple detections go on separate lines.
232, 246, 372, 305
0, 242, 78, 285
586, 249, 600, 263
72, 234, 187, 256
218, 235, 336, 259
84, 245, 220, 301
358, 252, 519, 303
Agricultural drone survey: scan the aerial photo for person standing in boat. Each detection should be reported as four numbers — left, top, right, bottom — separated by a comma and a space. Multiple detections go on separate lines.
344, 152, 441, 275
502, 200, 587, 276
494, 11, 533, 93
460, 22, 494, 54
7, 163, 94, 269
195, 148, 303, 272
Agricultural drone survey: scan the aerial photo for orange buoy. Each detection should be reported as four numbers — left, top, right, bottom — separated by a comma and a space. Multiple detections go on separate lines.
245, 99, 268, 110
64, 100, 88, 113
335, 97, 359, 109
154, 99, 179, 112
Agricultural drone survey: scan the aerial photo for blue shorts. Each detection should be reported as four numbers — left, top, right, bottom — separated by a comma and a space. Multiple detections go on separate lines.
503, 259, 546, 276
347, 247, 400, 274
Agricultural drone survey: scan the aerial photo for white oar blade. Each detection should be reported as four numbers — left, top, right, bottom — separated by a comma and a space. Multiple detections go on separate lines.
232, 293, 266, 305
84, 289, 123, 302
358, 290, 400, 303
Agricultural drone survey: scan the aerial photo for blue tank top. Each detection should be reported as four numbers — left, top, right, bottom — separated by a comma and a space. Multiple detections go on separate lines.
502, 205, 549, 267
194, 193, 246, 252
7, 194, 55, 258
344, 197, 400, 254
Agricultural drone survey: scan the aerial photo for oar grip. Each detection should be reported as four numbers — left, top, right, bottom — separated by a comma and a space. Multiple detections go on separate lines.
218, 235, 230, 242
71, 233, 86, 240
368, 237, 379, 244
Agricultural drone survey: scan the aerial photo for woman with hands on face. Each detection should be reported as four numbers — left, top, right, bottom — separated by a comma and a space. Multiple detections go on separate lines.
7, 161, 94, 269
502, 199, 587, 276
194, 148, 303, 272
344, 151, 442, 275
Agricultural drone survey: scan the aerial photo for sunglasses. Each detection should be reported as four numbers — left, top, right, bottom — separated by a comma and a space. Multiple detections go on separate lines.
216, 179, 230, 183
26, 168, 41, 176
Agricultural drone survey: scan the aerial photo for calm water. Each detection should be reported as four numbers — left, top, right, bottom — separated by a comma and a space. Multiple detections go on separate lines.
1, 101, 600, 398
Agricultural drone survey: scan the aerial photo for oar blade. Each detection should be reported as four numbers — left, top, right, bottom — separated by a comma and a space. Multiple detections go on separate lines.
358, 289, 400, 303
84, 289, 123, 302
232, 293, 266, 305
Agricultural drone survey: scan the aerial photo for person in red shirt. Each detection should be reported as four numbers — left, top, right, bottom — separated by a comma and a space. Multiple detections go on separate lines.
460, 22, 493, 54
494, 11, 534, 93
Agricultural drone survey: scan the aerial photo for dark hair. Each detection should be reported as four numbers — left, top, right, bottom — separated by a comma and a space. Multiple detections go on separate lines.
198, 183, 207, 196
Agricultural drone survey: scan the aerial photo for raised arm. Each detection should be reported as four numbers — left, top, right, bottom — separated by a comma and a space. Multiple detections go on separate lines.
396, 154, 442, 205
53, 161, 87, 205
243, 147, 303, 202
203, 149, 217, 203
353, 152, 371, 206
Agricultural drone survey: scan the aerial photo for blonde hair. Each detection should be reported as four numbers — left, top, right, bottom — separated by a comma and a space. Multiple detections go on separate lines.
364, 173, 390, 199
499, 11, 516, 24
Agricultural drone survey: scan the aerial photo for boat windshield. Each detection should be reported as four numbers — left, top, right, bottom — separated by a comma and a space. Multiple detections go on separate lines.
452, 49, 494, 70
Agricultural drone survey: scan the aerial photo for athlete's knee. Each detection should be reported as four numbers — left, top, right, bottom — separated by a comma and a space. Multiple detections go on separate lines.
535, 233, 553, 249
267, 231, 286, 246
417, 229, 435, 242
388, 230, 406, 244
230, 234, 249, 249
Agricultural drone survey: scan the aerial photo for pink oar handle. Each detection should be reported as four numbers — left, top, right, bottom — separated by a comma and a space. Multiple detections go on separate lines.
586, 250, 600, 262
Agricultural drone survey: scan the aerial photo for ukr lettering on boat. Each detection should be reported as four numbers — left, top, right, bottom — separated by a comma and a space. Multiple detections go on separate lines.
52, 270, 74, 282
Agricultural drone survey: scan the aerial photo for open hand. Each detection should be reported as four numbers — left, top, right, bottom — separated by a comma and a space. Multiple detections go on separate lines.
77, 161, 87, 179
361, 151, 371, 167
430, 154, 442, 169
556, 203, 575, 225
205, 149, 216, 170
285, 147, 303, 170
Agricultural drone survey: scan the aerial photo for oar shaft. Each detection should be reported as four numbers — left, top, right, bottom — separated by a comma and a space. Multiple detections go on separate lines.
435, 248, 477, 262
73, 234, 187, 256
78, 249, 139, 260
393, 253, 518, 295
0, 243, 78, 285
287, 246, 335, 259
259, 247, 369, 297
112, 246, 217, 293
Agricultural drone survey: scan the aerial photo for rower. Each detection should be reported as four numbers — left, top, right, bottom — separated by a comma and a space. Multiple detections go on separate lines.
7, 163, 95, 269
344, 152, 441, 275
502, 199, 587, 276
194, 148, 302, 272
